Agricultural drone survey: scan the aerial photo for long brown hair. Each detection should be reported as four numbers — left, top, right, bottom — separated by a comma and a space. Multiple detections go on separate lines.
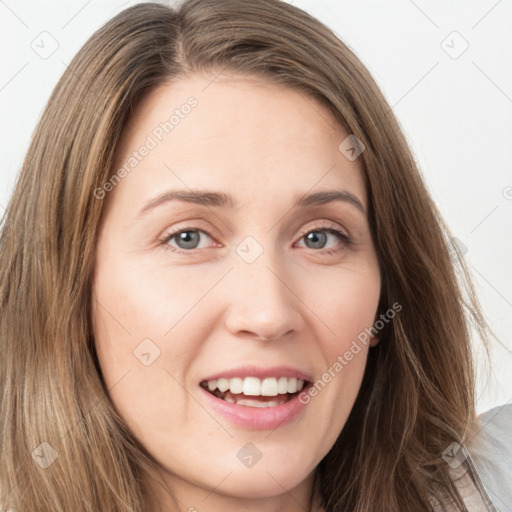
0, 1, 498, 510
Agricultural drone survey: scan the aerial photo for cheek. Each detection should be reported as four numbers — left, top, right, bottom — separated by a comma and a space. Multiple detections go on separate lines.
91, 252, 223, 362
300, 263, 380, 441
90, 256, 212, 440
308, 262, 381, 348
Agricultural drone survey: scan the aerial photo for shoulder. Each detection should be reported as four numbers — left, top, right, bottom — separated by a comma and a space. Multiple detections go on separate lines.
466, 402, 512, 512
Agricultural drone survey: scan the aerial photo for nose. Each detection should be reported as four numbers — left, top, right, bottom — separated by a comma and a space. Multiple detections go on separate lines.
223, 251, 304, 342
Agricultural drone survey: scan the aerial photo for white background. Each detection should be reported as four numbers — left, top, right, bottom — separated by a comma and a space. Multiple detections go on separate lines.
1, 0, 511, 414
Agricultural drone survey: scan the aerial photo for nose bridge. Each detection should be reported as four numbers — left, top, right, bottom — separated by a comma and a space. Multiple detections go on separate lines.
224, 237, 302, 339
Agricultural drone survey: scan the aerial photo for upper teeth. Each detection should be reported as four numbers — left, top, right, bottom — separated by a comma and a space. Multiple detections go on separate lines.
205, 376, 305, 396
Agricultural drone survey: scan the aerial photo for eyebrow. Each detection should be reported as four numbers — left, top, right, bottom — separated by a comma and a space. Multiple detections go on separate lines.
135, 188, 366, 220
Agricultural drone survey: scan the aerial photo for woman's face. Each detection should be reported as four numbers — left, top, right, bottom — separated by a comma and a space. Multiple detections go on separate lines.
92, 73, 381, 510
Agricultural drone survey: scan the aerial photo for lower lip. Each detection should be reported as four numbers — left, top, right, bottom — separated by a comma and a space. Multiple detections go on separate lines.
199, 386, 310, 430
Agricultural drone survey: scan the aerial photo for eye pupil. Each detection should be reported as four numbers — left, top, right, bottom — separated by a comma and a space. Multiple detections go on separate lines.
305, 231, 327, 249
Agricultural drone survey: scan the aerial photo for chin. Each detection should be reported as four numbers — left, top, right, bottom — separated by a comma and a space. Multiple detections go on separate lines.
219, 452, 315, 496
215, 470, 309, 499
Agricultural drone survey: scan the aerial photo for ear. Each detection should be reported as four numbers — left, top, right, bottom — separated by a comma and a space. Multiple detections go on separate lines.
369, 333, 380, 347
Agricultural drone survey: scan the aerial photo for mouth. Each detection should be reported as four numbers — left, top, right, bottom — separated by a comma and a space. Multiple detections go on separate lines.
200, 376, 310, 408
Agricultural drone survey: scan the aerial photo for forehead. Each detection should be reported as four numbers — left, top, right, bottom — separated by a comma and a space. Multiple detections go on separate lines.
110, 73, 367, 212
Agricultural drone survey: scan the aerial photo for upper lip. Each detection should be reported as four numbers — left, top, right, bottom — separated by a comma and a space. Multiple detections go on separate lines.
200, 365, 313, 383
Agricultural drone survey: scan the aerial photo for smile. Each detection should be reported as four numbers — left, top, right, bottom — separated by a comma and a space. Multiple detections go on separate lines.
200, 376, 307, 407
199, 370, 313, 430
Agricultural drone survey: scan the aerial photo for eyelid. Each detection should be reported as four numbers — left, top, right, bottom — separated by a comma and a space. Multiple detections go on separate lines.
295, 220, 349, 240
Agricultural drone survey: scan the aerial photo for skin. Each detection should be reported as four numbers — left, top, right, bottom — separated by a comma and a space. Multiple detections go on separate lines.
91, 73, 381, 512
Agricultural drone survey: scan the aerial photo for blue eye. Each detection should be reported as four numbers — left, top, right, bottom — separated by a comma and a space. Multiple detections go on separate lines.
297, 226, 352, 254
159, 223, 352, 255
301, 230, 336, 249
161, 229, 213, 251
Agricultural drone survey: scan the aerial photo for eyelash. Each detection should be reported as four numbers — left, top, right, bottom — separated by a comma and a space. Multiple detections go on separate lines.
158, 222, 353, 256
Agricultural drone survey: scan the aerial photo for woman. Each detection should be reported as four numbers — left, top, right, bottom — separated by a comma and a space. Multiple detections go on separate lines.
0, 1, 510, 510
